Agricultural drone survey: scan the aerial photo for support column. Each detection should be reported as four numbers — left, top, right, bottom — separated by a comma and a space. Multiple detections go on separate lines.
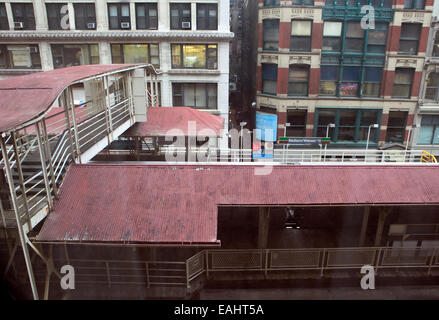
374, 208, 390, 247
359, 207, 370, 246
258, 207, 270, 249
0, 136, 39, 300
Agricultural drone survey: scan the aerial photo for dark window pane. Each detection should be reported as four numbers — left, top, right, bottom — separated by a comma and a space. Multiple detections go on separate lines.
321, 66, 338, 80
342, 67, 360, 81
322, 38, 341, 51
364, 67, 383, 82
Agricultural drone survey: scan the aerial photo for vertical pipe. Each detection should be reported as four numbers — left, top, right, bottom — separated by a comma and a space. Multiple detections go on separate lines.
11, 132, 32, 229
154, 74, 159, 106
35, 122, 53, 209
41, 120, 58, 198
0, 135, 39, 300
105, 76, 114, 140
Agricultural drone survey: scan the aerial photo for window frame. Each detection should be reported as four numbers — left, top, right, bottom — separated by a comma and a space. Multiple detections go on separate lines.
0, 3, 9, 30
172, 83, 218, 109
263, 19, 280, 51
398, 23, 421, 55
385, 111, 408, 144
196, 3, 218, 30
418, 115, 439, 145
135, 3, 158, 30
108, 3, 131, 30
290, 20, 312, 52
404, 0, 425, 9
170, 3, 191, 30
46, 3, 68, 31
51, 44, 100, 69
392, 68, 414, 99
74, 3, 96, 30
171, 44, 217, 69
264, 0, 280, 5
110, 43, 160, 68
0, 44, 41, 69
314, 108, 382, 144
262, 63, 278, 96
11, 3, 36, 30
292, 0, 315, 5
425, 73, 439, 102
288, 64, 310, 97
286, 109, 308, 137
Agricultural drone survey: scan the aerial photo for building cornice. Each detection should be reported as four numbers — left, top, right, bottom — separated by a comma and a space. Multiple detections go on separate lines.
0, 30, 235, 42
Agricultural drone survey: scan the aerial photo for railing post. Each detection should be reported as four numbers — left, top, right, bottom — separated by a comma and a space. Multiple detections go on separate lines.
265, 249, 269, 278
41, 119, 59, 198
105, 261, 111, 288
62, 92, 77, 163
0, 135, 39, 300
35, 122, 53, 210
427, 247, 436, 276
145, 262, 150, 288
67, 88, 82, 164
186, 259, 190, 289
320, 249, 326, 277
205, 250, 209, 280
375, 248, 382, 275
104, 76, 114, 141
11, 132, 32, 229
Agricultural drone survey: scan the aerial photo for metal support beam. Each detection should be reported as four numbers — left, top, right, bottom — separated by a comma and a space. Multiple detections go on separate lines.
0, 136, 39, 300
258, 207, 270, 249
62, 92, 77, 163
43, 245, 53, 300
3, 239, 17, 278
359, 206, 370, 246
68, 88, 82, 164
154, 74, 159, 107
41, 120, 58, 199
374, 208, 390, 247
35, 122, 53, 210
11, 132, 32, 230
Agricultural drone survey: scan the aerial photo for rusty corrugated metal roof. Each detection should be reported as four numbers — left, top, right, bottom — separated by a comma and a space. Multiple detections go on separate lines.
0, 64, 142, 133
123, 107, 224, 137
36, 164, 439, 245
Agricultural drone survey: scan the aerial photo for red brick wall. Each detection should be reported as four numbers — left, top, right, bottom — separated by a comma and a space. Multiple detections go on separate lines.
277, 67, 289, 95
411, 71, 422, 98
418, 27, 430, 53
382, 70, 395, 97
404, 114, 414, 143
257, 65, 262, 92
279, 22, 290, 50
388, 25, 401, 52
309, 68, 320, 95
258, 23, 263, 49
306, 112, 315, 137
425, 0, 434, 6
312, 23, 323, 50
379, 113, 389, 142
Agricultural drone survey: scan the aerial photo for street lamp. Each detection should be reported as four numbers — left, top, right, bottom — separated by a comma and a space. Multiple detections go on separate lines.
405, 123, 420, 160
365, 123, 379, 162
324, 123, 335, 161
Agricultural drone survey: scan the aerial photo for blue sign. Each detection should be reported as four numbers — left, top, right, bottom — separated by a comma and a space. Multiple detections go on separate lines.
255, 112, 278, 142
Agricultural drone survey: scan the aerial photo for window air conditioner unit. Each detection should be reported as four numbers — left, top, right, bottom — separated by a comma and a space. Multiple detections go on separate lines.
29, 47, 38, 53
120, 22, 130, 29
87, 22, 96, 29
14, 22, 24, 29
181, 21, 191, 29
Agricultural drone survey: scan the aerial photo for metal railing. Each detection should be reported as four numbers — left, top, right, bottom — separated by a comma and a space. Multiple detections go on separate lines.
389, 224, 439, 241
123, 146, 435, 164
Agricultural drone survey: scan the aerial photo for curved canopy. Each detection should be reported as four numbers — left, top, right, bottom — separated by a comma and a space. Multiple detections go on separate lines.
0, 64, 149, 133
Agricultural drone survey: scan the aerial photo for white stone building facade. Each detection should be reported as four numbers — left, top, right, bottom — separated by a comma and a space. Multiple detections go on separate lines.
0, 0, 233, 147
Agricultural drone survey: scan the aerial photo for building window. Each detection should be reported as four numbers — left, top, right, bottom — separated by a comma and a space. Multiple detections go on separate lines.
319, 66, 339, 96
111, 44, 160, 68
108, 3, 130, 30
292, 0, 315, 5
74, 3, 96, 30
263, 20, 279, 51
418, 115, 439, 145
340, 66, 361, 96
322, 21, 342, 52
172, 83, 217, 109
404, 0, 425, 9
171, 44, 217, 69
399, 23, 421, 55
197, 4, 217, 30
264, 0, 280, 5
362, 67, 383, 97
345, 22, 364, 52
290, 20, 312, 52
136, 3, 158, 30
262, 64, 278, 95
170, 3, 191, 30
367, 22, 388, 54
392, 68, 414, 98
385, 111, 408, 143
286, 110, 307, 137
46, 3, 68, 30
0, 44, 41, 69
433, 33, 439, 57
0, 3, 8, 30
425, 73, 439, 102
315, 109, 380, 143
51, 44, 99, 69
288, 65, 309, 96
11, 3, 35, 30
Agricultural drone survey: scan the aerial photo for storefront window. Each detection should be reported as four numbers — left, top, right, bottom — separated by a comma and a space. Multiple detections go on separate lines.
418, 115, 439, 145
52, 44, 99, 69
171, 44, 217, 69
0, 44, 41, 69
111, 44, 159, 68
